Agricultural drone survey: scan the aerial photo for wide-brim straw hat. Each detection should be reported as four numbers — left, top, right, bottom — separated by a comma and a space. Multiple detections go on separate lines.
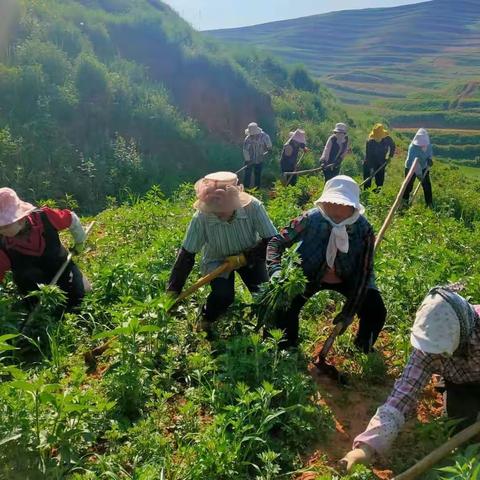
288, 129, 306, 144
333, 122, 348, 134
193, 171, 253, 213
314, 175, 365, 214
0, 187, 36, 227
245, 122, 262, 136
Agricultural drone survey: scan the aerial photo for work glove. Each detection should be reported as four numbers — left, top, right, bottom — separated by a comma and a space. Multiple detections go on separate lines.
303, 147, 310, 153
225, 254, 247, 271
71, 242, 85, 255
332, 312, 354, 335
339, 444, 374, 473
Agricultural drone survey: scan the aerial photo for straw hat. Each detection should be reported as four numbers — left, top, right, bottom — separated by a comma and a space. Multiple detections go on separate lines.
333, 123, 348, 134
0, 188, 35, 227
193, 172, 253, 213
314, 175, 364, 214
245, 122, 262, 136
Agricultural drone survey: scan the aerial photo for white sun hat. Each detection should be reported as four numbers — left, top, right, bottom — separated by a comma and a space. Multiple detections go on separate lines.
412, 128, 430, 147
288, 129, 306, 144
314, 175, 365, 214
410, 291, 460, 355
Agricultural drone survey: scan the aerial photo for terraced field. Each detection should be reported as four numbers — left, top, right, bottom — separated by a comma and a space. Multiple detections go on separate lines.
210, 0, 480, 163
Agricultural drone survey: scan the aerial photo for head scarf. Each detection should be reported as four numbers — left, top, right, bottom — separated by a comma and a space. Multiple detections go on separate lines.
369, 124, 389, 142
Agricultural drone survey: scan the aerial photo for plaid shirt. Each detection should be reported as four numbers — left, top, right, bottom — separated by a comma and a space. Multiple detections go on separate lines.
354, 306, 480, 454
266, 208, 375, 318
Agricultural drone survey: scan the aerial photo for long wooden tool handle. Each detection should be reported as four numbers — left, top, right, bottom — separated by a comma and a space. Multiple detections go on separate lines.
359, 160, 388, 188
374, 158, 418, 250
392, 420, 480, 480
174, 262, 231, 304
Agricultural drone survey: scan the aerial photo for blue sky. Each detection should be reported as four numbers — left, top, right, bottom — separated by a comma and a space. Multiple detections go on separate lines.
163, 0, 426, 30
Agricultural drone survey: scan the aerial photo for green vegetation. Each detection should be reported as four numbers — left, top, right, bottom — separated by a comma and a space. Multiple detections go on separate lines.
0, 0, 345, 213
210, 0, 480, 164
1, 159, 480, 478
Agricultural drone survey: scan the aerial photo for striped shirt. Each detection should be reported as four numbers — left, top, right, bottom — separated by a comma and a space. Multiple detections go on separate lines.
183, 198, 278, 276
243, 132, 272, 165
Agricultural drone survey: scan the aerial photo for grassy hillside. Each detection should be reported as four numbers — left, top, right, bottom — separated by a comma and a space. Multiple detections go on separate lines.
209, 0, 480, 163
1, 160, 480, 479
0, 0, 347, 212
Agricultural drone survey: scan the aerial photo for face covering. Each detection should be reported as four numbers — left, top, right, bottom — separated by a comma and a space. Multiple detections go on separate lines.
317, 206, 360, 268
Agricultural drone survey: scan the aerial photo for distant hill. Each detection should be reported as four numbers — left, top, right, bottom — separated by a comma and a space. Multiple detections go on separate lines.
209, 0, 480, 139
209, 0, 480, 104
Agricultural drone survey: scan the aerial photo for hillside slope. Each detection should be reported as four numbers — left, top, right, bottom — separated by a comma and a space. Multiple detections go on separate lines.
209, 0, 480, 102
0, 0, 345, 212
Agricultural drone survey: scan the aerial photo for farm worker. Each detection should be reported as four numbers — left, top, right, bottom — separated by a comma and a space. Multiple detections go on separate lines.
363, 123, 396, 191
280, 129, 308, 186
320, 123, 349, 182
402, 128, 433, 207
341, 286, 480, 472
0, 188, 89, 310
167, 171, 278, 339
242, 122, 272, 189
266, 175, 386, 352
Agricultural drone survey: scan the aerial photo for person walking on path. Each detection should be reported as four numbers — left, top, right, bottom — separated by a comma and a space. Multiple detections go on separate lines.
266, 175, 386, 352
0, 188, 89, 311
363, 123, 396, 191
341, 286, 480, 472
242, 122, 272, 189
167, 171, 278, 339
402, 128, 433, 207
280, 129, 308, 187
320, 123, 349, 182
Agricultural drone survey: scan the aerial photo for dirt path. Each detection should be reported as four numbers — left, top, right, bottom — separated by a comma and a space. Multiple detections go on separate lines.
394, 127, 480, 134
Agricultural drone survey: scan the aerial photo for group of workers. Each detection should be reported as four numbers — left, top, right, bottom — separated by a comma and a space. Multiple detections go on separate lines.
0, 120, 476, 475
243, 121, 434, 207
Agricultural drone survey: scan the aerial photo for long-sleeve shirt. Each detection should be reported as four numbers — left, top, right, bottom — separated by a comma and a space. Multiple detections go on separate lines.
354, 306, 480, 455
405, 143, 433, 173
266, 208, 375, 319
180, 198, 277, 278
365, 136, 396, 168
0, 207, 85, 282
243, 132, 272, 165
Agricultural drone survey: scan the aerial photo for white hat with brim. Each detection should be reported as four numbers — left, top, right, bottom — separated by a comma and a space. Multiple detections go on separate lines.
193, 171, 253, 213
314, 175, 365, 214
410, 292, 460, 356
412, 129, 430, 147
333, 123, 348, 134
245, 122, 262, 136
0, 188, 36, 227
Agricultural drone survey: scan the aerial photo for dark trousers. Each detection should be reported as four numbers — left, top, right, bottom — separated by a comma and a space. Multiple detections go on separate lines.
444, 381, 480, 433
402, 168, 433, 206
323, 165, 341, 182
244, 163, 263, 189
204, 261, 269, 323
282, 170, 298, 186
273, 282, 386, 352
14, 262, 86, 311
363, 163, 386, 190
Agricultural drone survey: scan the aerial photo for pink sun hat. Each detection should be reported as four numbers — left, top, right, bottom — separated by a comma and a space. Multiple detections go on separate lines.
0, 188, 36, 227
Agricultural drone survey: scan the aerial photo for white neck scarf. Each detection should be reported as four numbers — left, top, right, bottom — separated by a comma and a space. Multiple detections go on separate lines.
318, 206, 360, 268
